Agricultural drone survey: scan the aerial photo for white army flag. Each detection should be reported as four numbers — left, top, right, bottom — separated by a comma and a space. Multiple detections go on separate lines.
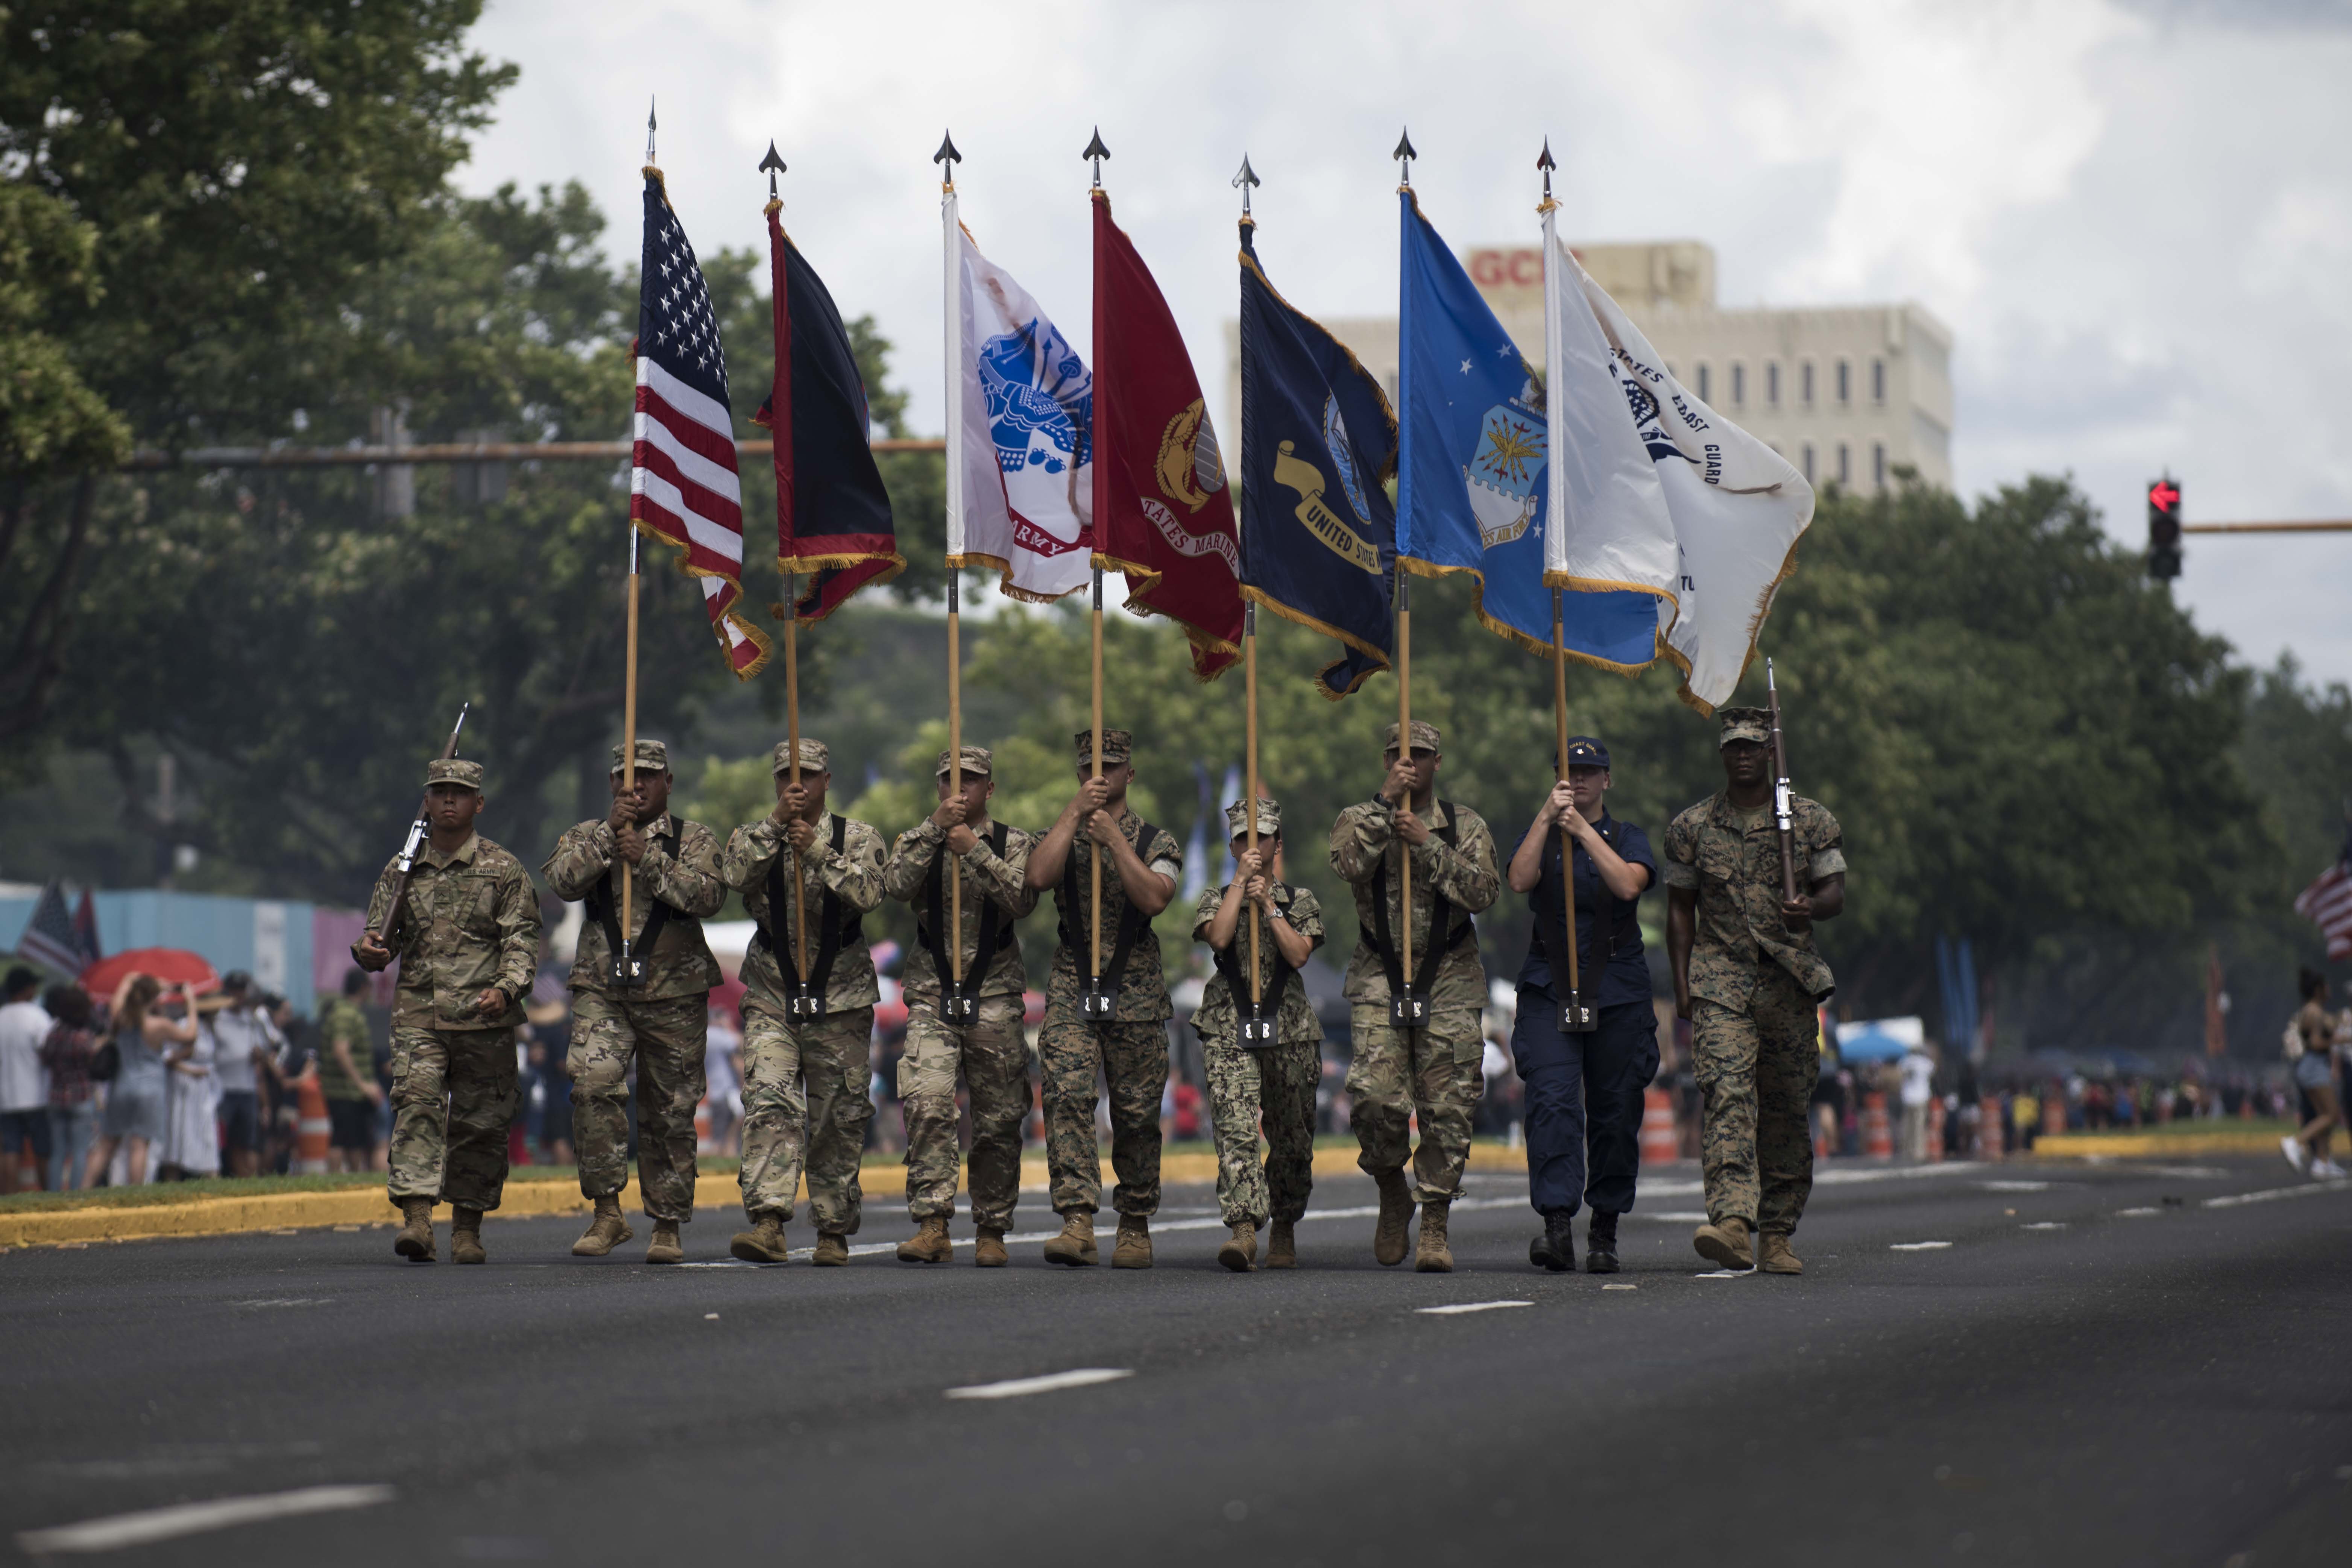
943, 185, 1094, 602
1541, 214, 1815, 712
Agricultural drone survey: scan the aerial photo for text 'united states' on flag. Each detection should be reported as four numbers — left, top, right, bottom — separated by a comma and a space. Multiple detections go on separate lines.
631, 168, 771, 680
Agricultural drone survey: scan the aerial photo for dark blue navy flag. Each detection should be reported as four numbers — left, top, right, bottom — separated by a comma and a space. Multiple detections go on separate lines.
1237, 219, 1398, 699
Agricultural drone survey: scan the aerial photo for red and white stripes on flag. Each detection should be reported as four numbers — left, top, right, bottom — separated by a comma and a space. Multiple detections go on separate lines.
2296, 861, 2352, 962
631, 168, 770, 680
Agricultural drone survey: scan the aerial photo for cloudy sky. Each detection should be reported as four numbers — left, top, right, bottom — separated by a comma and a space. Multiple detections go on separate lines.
460, 0, 2352, 683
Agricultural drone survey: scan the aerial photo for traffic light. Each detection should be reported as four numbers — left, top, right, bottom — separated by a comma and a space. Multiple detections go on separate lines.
2147, 477, 2182, 579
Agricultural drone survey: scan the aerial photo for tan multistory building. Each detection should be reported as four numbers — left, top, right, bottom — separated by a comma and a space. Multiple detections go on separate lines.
1223, 239, 1953, 494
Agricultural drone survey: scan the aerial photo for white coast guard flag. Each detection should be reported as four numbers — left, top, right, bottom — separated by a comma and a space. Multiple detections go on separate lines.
943, 187, 1093, 602
1541, 207, 1814, 712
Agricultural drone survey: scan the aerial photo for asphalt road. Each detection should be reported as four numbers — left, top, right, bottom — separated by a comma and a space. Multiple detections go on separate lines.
6, 1154, 2351, 1566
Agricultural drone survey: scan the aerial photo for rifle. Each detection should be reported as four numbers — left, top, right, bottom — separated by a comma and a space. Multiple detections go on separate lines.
354, 703, 470, 965
1764, 661, 1799, 911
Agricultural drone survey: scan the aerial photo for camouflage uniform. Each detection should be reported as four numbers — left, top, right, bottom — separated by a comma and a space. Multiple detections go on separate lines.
1190, 806, 1324, 1229
1662, 742, 1846, 1238
1041, 730, 1183, 1220
1330, 723, 1501, 1205
364, 762, 542, 1215
881, 747, 1039, 1233
721, 740, 886, 1235
540, 741, 725, 1226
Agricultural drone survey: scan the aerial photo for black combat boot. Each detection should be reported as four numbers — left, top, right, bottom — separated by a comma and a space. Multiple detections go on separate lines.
1585, 1210, 1621, 1274
1529, 1209, 1577, 1273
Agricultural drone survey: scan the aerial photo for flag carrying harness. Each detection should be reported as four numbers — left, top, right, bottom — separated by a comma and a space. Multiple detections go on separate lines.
585, 819, 685, 974
1368, 804, 1477, 1004
916, 823, 1013, 1020
755, 815, 864, 1017
1058, 817, 1164, 1015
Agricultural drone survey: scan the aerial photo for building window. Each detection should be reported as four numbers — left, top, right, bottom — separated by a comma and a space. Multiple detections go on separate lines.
1696, 363, 1711, 403
1871, 358, 1886, 404
1836, 360, 1851, 405
1730, 363, 1745, 406
1801, 361, 1815, 405
1837, 443, 1851, 485
1767, 362, 1780, 405
1873, 441, 1886, 490
1801, 443, 1815, 482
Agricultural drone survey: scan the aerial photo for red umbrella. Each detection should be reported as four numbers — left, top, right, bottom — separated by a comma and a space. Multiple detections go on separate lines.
80, 947, 220, 999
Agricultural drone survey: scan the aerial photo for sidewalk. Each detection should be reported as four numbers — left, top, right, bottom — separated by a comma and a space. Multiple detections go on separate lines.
0, 1143, 1537, 1249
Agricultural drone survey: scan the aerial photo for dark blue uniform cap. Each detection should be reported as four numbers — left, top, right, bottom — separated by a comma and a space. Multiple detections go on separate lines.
1564, 736, 1611, 770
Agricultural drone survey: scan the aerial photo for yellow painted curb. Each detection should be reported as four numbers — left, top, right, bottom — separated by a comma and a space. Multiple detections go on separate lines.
2032, 1131, 2290, 1159
3, 1142, 1534, 1249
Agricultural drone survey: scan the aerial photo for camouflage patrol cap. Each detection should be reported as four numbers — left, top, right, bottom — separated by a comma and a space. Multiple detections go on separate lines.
1223, 796, 1280, 839
1074, 728, 1133, 766
608, 738, 671, 774
1383, 719, 1442, 754
935, 745, 993, 779
770, 739, 830, 776
1716, 707, 1772, 748
426, 758, 484, 791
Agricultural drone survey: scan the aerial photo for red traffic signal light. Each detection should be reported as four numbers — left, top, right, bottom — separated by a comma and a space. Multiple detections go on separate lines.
2146, 477, 2182, 579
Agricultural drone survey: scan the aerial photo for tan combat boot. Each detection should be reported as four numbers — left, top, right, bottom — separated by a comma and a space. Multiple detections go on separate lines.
811, 1233, 850, 1267
729, 1214, 790, 1263
1264, 1219, 1297, 1270
1217, 1221, 1257, 1273
1112, 1214, 1154, 1269
896, 1215, 952, 1264
1042, 1211, 1097, 1267
1693, 1215, 1755, 1272
571, 1196, 633, 1258
1373, 1169, 1413, 1267
450, 1206, 487, 1266
973, 1228, 1008, 1268
645, 1220, 684, 1265
1414, 1202, 1453, 1273
1757, 1232, 1804, 1275
392, 1197, 436, 1263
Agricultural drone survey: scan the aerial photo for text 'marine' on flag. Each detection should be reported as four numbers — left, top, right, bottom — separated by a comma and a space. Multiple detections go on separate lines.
1540, 200, 1813, 713
757, 199, 904, 622
1396, 189, 1659, 673
943, 184, 1093, 604
630, 169, 770, 680
1090, 189, 1243, 682
1236, 216, 1398, 701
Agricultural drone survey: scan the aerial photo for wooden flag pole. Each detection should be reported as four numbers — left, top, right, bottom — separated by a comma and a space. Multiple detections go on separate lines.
1089, 566, 1105, 987
1245, 603, 1262, 1011
1552, 589, 1580, 1005
784, 571, 808, 991
619, 530, 641, 964
947, 572, 964, 994
1395, 562, 1413, 1002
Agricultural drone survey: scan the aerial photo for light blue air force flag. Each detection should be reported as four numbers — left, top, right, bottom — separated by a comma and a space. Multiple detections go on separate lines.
1395, 191, 1658, 670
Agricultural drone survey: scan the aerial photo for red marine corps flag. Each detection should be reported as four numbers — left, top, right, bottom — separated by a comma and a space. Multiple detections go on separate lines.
1091, 183, 1243, 681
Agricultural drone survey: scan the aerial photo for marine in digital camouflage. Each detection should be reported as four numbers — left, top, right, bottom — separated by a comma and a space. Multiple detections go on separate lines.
1046, 812, 1183, 1021
365, 829, 541, 1213
1659, 789, 1845, 1009
1040, 1015, 1168, 1218
1191, 871, 1324, 1230
1187, 880, 1325, 1047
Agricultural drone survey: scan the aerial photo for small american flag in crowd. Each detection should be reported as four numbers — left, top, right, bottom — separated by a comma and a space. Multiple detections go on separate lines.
630, 169, 770, 679
2297, 843, 2352, 962
17, 879, 99, 976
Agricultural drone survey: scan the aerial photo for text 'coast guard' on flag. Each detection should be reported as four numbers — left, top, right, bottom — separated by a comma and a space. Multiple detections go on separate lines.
943, 185, 1093, 603
632, 170, 769, 679
1396, 190, 1658, 671
759, 199, 903, 621
1237, 216, 1398, 700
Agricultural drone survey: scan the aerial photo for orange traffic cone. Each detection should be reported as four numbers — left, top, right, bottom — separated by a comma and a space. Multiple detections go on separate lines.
1862, 1091, 1893, 1160
294, 1076, 330, 1174
1927, 1095, 1947, 1162
1639, 1087, 1679, 1165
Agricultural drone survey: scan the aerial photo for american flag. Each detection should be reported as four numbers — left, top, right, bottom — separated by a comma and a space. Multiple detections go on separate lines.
630, 170, 771, 679
2297, 856, 2352, 962
17, 879, 98, 976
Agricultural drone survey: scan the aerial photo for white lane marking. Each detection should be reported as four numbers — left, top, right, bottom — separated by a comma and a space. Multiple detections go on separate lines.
1814, 1163, 1983, 1187
16, 1484, 395, 1554
234, 1299, 331, 1309
2020, 1222, 2067, 1231
1695, 1269, 1753, 1278
1979, 1181, 2051, 1192
1642, 1211, 1710, 1223
945, 1368, 1133, 1401
2146, 1165, 2227, 1179
2203, 1178, 2352, 1209
1414, 1300, 1533, 1316
1602, 1283, 1638, 1291
1889, 1241, 1953, 1251
2115, 1207, 2162, 1217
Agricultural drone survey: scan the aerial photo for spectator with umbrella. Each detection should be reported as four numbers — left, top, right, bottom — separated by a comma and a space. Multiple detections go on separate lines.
85, 973, 199, 1186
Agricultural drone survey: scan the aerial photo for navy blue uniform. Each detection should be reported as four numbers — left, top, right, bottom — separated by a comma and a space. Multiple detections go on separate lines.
1510, 814, 1659, 1218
